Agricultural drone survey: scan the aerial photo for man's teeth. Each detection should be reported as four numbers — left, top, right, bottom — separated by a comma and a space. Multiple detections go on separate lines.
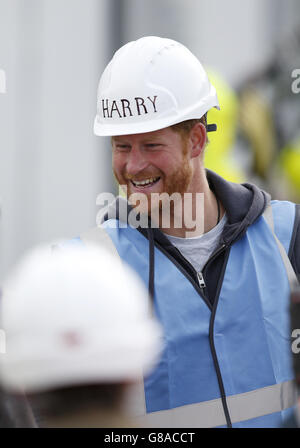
132, 177, 159, 186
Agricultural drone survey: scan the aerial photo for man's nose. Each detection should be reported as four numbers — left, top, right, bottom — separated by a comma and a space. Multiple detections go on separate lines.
126, 146, 148, 175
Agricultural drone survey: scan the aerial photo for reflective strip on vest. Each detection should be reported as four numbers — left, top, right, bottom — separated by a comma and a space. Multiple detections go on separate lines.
133, 380, 297, 428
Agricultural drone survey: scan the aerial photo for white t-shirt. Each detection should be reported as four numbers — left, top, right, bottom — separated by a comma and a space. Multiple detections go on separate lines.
166, 213, 227, 273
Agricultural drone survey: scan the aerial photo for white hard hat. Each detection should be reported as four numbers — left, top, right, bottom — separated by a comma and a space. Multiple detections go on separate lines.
94, 36, 220, 136
0, 245, 162, 393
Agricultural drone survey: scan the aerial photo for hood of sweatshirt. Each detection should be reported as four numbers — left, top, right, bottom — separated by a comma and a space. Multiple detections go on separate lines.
101, 169, 270, 246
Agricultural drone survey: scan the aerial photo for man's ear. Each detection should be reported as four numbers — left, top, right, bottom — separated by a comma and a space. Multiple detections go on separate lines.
190, 122, 207, 158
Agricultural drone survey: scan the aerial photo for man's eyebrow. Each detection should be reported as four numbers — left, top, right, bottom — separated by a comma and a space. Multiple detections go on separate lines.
112, 137, 130, 144
143, 137, 162, 142
142, 135, 166, 143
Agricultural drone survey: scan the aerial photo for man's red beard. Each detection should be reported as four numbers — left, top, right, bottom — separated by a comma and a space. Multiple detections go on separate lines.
113, 152, 193, 221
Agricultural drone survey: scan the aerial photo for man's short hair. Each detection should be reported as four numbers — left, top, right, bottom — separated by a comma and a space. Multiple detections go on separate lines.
171, 115, 208, 144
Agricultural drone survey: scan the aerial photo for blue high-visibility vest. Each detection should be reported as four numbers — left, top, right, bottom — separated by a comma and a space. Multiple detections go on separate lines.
79, 200, 298, 427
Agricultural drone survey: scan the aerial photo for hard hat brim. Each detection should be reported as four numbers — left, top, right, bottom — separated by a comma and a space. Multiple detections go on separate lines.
94, 103, 220, 137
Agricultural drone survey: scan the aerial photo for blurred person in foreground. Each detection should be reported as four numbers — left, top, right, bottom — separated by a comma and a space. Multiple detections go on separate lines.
0, 77, 37, 426
74, 36, 300, 428
0, 245, 162, 428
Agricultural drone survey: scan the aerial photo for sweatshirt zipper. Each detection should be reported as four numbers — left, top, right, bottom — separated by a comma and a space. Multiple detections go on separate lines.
195, 242, 232, 428
197, 271, 206, 289
196, 243, 227, 292
153, 239, 227, 307
149, 237, 232, 427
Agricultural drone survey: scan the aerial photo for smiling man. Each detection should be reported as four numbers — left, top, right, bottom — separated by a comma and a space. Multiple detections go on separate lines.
82, 36, 300, 428
111, 123, 218, 236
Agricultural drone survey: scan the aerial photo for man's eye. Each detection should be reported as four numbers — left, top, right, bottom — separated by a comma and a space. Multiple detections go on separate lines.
145, 144, 161, 149
116, 145, 130, 150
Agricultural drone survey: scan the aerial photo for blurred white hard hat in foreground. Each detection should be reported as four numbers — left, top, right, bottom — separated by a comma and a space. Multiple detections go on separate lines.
0, 244, 162, 394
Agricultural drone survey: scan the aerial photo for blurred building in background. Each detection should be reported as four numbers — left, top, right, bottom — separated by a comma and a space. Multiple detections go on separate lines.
0, 0, 299, 280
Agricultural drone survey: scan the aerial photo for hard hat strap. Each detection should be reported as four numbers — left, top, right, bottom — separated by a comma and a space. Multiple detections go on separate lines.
207, 123, 217, 132
203, 113, 217, 132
